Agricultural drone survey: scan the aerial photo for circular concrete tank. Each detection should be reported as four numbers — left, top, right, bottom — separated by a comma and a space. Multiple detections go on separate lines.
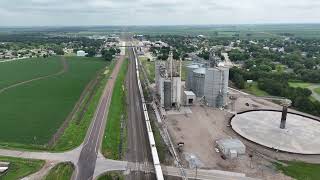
231, 110, 320, 154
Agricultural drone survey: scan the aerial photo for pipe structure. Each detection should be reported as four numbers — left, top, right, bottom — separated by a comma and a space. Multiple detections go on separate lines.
280, 106, 288, 129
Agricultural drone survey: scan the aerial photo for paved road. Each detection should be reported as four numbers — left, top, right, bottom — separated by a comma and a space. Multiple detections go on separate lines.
125, 47, 155, 180
76, 55, 125, 180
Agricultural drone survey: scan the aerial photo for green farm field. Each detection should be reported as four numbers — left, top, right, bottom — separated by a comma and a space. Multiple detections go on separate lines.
0, 56, 107, 149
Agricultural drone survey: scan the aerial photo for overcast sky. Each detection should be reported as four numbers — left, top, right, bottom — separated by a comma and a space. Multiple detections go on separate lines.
0, 0, 320, 26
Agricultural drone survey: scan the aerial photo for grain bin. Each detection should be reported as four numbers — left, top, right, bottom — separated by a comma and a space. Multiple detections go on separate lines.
186, 64, 200, 90
204, 67, 229, 107
192, 67, 205, 97
163, 80, 172, 110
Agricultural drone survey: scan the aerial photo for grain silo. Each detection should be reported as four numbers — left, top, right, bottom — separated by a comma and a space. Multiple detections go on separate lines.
204, 67, 229, 108
163, 80, 172, 110
186, 64, 200, 90
192, 68, 205, 97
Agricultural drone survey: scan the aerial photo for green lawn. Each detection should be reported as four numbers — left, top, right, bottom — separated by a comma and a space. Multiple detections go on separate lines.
315, 88, 320, 95
0, 56, 107, 149
244, 82, 269, 96
102, 59, 128, 160
288, 82, 311, 88
53, 61, 115, 151
276, 161, 320, 180
44, 162, 74, 180
97, 171, 124, 180
0, 156, 44, 180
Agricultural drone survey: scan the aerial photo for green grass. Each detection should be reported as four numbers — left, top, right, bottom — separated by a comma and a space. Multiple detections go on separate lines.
314, 88, 320, 95
288, 82, 311, 88
102, 59, 128, 160
0, 156, 44, 180
275, 161, 320, 180
0, 56, 107, 150
0, 57, 61, 89
44, 162, 74, 180
244, 82, 269, 96
139, 57, 155, 83
53, 61, 115, 151
97, 171, 124, 180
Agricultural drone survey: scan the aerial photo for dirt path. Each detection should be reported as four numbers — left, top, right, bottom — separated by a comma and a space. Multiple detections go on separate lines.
0, 56, 68, 95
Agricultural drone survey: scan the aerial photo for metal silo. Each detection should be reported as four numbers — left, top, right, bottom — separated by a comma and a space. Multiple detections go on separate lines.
192, 68, 205, 97
185, 64, 200, 90
204, 67, 229, 108
163, 80, 172, 110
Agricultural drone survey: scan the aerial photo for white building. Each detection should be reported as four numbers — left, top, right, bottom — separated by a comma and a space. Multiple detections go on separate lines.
216, 139, 246, 159
77, 50, 88, 57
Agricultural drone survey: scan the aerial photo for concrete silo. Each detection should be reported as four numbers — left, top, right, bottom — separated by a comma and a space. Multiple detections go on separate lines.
192, 67, 205, 97
186, 64, 200, 90
204, 67, 229, 108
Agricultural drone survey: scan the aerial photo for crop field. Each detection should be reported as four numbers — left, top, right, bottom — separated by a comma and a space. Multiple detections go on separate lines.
0, 56, 107, 148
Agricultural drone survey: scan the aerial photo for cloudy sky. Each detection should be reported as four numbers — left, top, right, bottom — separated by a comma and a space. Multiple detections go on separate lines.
0, 0, 319, 26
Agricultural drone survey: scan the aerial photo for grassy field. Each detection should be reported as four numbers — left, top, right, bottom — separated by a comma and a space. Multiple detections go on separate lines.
0, 56, 107, 150
288, 82, 311, 88
97, 171, 124, 180
315, 88, 320, 95
0, 57, 61, 89
102, 59, 128, 159
53, 61, 115, 151
276, 161, 320, 180
0, 156, 44, 180
244, 82, 269, 96
44, 162, 74, 180
139, 57, 155, 83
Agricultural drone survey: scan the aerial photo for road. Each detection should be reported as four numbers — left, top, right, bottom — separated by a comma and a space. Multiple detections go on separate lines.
76, 55, 125, 180
309, 84, 320, 102
125, 47, 155, 180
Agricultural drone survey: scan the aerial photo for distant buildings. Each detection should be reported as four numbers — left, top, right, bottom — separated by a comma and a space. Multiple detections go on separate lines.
77, 50, 88, 57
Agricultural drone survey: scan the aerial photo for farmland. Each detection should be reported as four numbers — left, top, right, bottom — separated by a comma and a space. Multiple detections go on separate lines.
0, 56, 107, 149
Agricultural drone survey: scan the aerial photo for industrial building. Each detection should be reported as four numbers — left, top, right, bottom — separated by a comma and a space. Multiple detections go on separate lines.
77, 50, 88, 57
216, 139, 246, 159
155, 51, 182, 110
185, 50, 229, 108
183, 91, 196, 106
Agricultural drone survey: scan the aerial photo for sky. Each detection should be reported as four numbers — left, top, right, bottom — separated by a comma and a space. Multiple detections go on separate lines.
0, 0, 320, 26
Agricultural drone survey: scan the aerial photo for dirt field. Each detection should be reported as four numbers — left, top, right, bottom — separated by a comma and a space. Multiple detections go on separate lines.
165, 95, 294, 179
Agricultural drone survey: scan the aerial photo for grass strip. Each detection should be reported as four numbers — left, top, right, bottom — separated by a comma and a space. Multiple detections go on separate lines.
52, 61, 115, 151
0, 156, 44, 180
44, 162, 74, 180
97, 171, 124, 180
102, 59, 128, 159
275, 161, 320, 180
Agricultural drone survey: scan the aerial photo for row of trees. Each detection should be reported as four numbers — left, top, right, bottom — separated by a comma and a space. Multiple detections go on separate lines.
229, 67, 320, 116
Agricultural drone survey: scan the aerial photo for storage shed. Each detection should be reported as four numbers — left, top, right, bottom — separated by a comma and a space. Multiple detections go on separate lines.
216, 139, 245, 159
183, 91, 196, 106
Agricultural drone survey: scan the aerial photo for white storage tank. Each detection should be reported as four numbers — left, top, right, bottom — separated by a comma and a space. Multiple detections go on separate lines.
192, 68, 205, 97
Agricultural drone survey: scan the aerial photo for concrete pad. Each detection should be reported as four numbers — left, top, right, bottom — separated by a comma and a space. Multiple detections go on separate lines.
231, 110, 320, 154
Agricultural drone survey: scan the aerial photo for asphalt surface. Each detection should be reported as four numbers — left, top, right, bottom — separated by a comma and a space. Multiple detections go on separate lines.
126, 47, 155, 180
76, 56, 125, 180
